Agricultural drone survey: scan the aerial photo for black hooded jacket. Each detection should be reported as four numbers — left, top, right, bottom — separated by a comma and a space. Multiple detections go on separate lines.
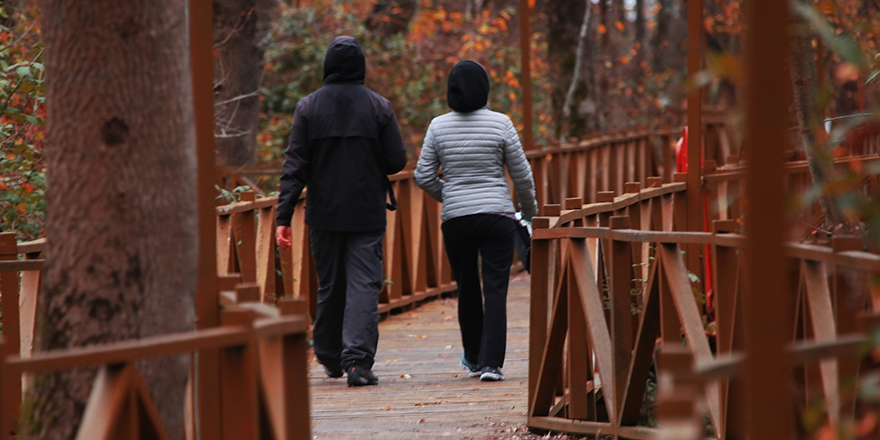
276, 36, 408, 231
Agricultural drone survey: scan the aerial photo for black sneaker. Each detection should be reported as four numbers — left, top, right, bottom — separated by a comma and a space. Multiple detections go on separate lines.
480, 366, 504, 382
323, 364, 344, 378
347, 364, 379, 387
460, 354, 481, 378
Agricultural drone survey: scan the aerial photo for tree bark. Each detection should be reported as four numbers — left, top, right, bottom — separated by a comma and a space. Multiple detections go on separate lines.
599, 0, 608, 49
561, 1, 591, 141
213, 0, 277, 167
612, 0, 624, 25
29, 1, 196, 438
789, 16, 859, 233
366, 0, 418, 37
547, 0, 588, 140
651, 0, 671, 70
635, 0, 645, 51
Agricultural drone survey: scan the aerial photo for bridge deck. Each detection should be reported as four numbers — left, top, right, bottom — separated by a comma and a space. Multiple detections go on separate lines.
308, 273, 540, 439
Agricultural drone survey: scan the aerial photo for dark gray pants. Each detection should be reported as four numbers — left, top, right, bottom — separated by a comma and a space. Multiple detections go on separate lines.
309, 228, 385, 372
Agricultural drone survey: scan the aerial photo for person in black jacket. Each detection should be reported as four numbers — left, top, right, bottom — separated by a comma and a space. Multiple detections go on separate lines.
275, 36, 408, 387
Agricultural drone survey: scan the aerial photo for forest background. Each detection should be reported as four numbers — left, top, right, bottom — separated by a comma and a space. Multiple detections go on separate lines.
3, 0, 880, 241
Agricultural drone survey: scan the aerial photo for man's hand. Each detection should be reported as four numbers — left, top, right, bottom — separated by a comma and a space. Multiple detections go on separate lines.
276, 225, 292, 251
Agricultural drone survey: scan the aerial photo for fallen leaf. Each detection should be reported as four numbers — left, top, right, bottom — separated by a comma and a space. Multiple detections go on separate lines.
417, 419, 426, 424
400, 374, 412, 379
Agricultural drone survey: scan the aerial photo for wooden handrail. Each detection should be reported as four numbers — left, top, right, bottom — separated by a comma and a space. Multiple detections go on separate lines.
527, 171, 880, 438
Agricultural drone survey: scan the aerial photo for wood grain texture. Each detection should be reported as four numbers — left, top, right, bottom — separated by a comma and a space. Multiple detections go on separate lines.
309, 275, 534, 439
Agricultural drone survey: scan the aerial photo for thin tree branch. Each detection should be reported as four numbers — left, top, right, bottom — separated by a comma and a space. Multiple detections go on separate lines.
214, 90, 260, 107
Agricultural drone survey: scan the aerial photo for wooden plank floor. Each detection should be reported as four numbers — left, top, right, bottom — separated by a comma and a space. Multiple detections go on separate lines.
308, 272, 561, 439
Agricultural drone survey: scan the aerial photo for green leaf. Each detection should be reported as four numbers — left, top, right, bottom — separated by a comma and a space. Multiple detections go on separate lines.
867, 70, 880, 85
14, 65, 30, 77
793, 2, 867, 67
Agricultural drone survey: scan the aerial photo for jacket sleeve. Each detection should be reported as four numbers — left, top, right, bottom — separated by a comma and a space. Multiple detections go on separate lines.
276, 102, 310, 227
380, 109, 408, 174
414, 123, 444, 202
503, 117, 539, 221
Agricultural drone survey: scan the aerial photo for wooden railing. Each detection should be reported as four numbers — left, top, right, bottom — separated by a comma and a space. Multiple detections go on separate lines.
703, 154, 880, 237
0, 231, 313, 439
8, 118, 876, 437
216, 173, 458, 318
526, 179, 879, 437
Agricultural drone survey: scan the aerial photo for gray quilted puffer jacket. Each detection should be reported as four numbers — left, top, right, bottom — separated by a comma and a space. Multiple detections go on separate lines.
414, 107, 539, 222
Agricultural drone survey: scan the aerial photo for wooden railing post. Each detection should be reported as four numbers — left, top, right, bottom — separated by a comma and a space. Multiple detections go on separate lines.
234, 192, 257, 284
528, 216, 551, 414
0, 233, 21, 430
712, 220, 744, 437
278, 298, 311, 439
833, 236, 866, 423
656, 346, 703, 440
219, 310, 259, 440
609, 216, 635, 422
256, 203, 278, 303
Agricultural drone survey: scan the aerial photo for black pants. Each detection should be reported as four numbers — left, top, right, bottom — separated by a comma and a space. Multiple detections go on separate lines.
309, 228, 385, 372
442, 214, 516, 369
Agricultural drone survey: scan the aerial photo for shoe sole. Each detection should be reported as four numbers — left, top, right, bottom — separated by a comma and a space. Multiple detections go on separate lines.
347, 369, 379, 386
480, 372, 504, 381
348, 379, 379, 386
324, 368, 344, 378
460, 361, 482, 378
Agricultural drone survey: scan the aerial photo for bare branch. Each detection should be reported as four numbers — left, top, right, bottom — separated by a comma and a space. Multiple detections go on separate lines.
214, 90, 260, 107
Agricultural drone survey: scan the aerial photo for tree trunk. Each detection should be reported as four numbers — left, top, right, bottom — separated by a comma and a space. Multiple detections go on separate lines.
612, 0, 624, 25
28, 1, 196, 438
560, 1, 591, 141
547, 0, 588, 140
635, 0, 645, 51
213, 0, 275, 167
789, 16, 859, 234
652, 0, 671, 70
465, 0, 484, 19
366, 0, 418, 36
599, 0, 608, 49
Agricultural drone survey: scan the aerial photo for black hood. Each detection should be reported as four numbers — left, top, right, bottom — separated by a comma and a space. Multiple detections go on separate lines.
323, 36, 366, 84
447, 60, 489, 113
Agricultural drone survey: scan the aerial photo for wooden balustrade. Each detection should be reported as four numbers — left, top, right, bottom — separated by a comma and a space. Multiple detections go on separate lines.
703, 155, 880, 234
228, 172, 460, 318
527, 182, 880, 438
0, 231, 313, 439
5, 121, 877, 437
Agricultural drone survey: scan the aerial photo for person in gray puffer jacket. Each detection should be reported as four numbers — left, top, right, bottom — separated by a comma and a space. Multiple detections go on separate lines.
415, 60, 538, 382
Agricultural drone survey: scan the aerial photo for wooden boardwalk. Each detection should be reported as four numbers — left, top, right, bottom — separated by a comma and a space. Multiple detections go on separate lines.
308, 272, 553, 439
